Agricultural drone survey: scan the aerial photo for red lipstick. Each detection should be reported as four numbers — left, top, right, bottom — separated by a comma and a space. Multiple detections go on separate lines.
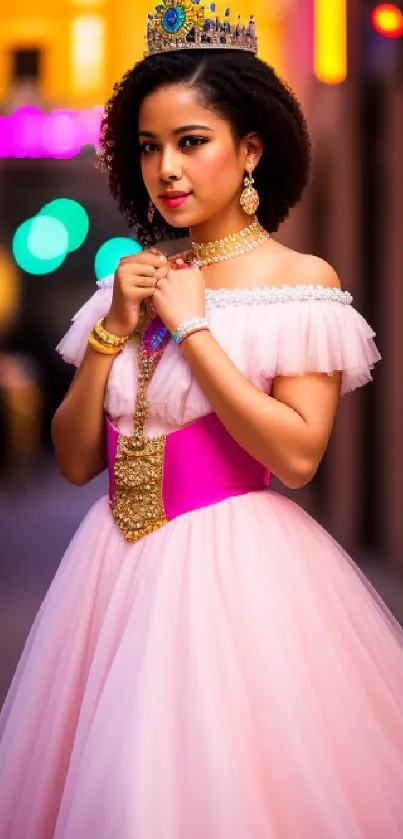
158, 190, 190, 209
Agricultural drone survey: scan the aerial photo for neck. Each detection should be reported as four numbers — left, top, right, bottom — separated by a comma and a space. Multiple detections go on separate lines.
190, 208, 253, 244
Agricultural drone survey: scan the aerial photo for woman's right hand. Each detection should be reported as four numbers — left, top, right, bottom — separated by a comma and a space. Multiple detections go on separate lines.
104, 250, 169, 336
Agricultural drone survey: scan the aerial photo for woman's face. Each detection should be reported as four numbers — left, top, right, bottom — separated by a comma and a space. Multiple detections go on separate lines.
138, 83, 259, 231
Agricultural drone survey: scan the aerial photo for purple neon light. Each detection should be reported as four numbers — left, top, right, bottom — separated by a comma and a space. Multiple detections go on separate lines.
0, 106, 103, 160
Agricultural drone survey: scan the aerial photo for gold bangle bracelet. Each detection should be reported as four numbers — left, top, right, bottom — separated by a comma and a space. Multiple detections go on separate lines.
92, 318, 131, 347
88, 334, 123, 356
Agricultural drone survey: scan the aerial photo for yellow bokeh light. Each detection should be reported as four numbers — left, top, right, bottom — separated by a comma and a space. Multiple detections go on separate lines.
0, 246, 20, 331
70, 14, 105, 94
314, 0, 347, 85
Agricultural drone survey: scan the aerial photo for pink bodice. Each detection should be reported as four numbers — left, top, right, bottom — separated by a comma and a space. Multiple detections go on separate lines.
106, 412, 270, 533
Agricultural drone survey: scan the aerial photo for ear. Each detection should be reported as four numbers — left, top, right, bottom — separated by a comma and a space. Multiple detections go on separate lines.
241, 132, 264, 171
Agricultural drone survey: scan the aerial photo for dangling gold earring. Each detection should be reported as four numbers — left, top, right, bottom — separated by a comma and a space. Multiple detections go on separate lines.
147, 199, 155, 223
240, 170, 259, 216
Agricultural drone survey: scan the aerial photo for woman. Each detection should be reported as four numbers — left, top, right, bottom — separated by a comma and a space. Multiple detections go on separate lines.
0, 2, 402, 837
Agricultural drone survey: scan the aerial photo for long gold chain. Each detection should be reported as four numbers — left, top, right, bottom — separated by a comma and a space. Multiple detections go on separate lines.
133, 320, 169, 439
190, 216, 270, 268
111, 317, 170, 541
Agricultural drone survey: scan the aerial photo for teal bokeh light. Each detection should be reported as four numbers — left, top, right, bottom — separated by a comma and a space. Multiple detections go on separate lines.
27, 215, 69, 259
12, 218, 67, 275
40, 198, 89, 252
94, 237, 143, 281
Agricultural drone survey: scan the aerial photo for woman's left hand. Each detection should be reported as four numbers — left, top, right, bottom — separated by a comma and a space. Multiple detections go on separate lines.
152, 260, 206, 334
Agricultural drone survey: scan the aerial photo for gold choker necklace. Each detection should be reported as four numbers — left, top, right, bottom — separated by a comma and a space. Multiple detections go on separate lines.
190, 217, 270, 268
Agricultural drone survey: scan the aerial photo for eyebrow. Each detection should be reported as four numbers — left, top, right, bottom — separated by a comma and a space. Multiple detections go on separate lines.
138, 124, 213, 138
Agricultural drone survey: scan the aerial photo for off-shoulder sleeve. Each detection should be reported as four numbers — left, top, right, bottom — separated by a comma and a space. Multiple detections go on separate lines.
56, 276, 114, 366
202, 287, 380, 397
235, 288, 381, 396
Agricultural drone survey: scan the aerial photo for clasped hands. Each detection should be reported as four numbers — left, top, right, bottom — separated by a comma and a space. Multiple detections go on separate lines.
105, 249, 206, 338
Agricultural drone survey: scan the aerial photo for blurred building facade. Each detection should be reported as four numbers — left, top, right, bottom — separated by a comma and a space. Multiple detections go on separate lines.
1, 0, 403, 572
0, 0, 291, 110
294, 2, 403, 574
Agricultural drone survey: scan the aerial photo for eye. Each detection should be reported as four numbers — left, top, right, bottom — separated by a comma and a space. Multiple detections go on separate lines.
179, 136, 209, 150
140, 142, 159, 154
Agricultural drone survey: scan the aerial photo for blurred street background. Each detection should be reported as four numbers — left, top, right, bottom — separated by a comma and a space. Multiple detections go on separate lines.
1, 0, 403, 704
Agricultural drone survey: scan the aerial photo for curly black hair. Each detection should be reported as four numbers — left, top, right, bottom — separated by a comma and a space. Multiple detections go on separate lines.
100, 49, 311, 247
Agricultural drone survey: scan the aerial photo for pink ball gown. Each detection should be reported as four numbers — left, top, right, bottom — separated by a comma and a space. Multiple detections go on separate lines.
0, 279, 402, 839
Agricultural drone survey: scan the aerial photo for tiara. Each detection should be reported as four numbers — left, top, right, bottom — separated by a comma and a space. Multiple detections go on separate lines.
146, 0, 258, 56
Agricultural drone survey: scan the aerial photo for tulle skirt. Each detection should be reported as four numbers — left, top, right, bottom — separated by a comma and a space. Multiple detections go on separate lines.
1, 490, 403, 839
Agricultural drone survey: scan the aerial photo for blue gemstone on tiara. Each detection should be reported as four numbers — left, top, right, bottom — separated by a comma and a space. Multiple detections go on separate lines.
162, 4, 186, 33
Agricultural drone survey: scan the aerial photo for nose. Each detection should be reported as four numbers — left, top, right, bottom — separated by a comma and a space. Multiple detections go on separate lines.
159, 146, 182, 182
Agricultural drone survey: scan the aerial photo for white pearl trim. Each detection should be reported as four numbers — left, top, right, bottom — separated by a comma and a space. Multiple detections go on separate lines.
96, 277, 352, 307
205, 285, 352, 308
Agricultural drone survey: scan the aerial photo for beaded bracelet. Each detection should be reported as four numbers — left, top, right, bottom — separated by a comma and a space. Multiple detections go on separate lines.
171, 318, 209, 345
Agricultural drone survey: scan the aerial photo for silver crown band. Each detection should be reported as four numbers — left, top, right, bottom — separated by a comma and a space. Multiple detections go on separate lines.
146, 0, 258, 57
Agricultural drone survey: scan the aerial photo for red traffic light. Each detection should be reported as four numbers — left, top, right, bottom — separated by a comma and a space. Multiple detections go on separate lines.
371, 4, 403, 37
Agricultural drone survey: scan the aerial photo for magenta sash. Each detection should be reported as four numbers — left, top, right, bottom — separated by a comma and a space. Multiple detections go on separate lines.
106, 413, 270, 524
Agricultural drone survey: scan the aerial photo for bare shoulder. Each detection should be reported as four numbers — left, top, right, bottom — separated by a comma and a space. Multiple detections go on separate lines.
266, 242, 341, 289
280, 248, 342, 290
293, 253, 341, 289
